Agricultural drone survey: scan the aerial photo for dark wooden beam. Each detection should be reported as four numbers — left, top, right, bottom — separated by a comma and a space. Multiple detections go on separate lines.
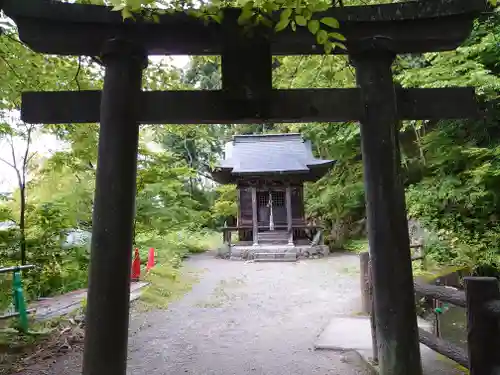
82, 38, 146, 375
414, 282, 467, 308
464, 277, 500, 375
418, 328, 468, 368
4, 0, 484, 56
221, 11, 272, 119
21, 87, 479, 125
352, 51, 422, 375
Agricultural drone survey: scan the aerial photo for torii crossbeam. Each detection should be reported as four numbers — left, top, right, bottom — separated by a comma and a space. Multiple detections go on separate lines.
3, 0, 486, 374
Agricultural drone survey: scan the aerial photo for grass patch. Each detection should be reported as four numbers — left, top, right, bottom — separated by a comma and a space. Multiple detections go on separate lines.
134, 230, 220, 310
343, 238, 369, 254
136, 264, 199, 311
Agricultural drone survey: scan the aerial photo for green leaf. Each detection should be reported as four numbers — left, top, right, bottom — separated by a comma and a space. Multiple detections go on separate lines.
302, 9, 312, 20
311, 2, 330, 12
307, 19, 320, 34
328, 32, 346, 41
280, 8, 293, 21
295, 15, 307, 26
324, 41, 333, 54
320, 17, 339, 28
242, 0, 254, 11
259, 15, 273, 28
122, 7, 133, 19
333, 41, 347, 50
291, 20, 297, 32
238, 8, 255, 25
275, 18, 290, 31
126, 0, 142, 11
208, 12, 222, 24
111, 3, 126, 11
316, 29, 328, 44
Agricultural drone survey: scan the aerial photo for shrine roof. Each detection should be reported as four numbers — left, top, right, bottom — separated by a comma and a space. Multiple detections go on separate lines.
211, 133, 334, 184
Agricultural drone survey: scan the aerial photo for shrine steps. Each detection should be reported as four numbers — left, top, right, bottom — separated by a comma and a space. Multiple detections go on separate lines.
227, 244, 329, 262
257, 230, 290, 245
253, 252, 297, 262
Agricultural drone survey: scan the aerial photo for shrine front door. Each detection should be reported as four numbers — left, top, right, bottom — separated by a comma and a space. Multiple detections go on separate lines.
257, 191, 286, 230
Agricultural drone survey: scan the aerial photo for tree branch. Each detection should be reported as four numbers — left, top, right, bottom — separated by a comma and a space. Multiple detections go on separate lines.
21, 124, 34, 187
6, 134, 23, 191
0, 156, 16, 169
74, 56, 82, 91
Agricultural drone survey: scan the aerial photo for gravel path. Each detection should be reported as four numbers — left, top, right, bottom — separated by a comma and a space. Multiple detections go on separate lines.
18, 252, 369, 375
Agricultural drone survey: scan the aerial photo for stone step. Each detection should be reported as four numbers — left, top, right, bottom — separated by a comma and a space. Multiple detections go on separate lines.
254, 258, 297, 263
258, 238, 289, 243
253, 252, 297, 262
258, 231, 288, 235
258, 232, 289, 242
258, 240, 291, 245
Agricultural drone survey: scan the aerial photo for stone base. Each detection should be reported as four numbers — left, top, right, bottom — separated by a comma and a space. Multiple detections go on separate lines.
315, 316, 467, 375
228, 244, 329, 261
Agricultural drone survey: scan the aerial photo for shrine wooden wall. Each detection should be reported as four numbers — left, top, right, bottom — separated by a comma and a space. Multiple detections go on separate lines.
237, 183, 305, 227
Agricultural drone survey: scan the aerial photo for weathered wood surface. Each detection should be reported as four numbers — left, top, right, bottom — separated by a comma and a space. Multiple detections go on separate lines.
464, 277, 500, 375
4, 0, 484, 56
483, 299, 500, 318
221, 13, 272, 118
21, 87, 479, 124
414, 282, 467, 308
353, 51, 422, 375
360, 252, 371, 315
418, 328, 469, 368
220, 225, 323, 231
82, 39, 145, 375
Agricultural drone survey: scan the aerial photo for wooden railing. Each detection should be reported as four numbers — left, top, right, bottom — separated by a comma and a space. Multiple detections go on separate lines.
360, 251, 500, 374
220, 224, 323, 246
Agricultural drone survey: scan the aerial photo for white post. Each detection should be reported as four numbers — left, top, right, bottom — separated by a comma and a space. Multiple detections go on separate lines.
251, 187, 258, 246
286, 185, 293, 245
268, 191, 274, 231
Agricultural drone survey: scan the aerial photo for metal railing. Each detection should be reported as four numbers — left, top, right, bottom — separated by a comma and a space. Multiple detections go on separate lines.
0, 264, 35, 332
361, 250, 500, 374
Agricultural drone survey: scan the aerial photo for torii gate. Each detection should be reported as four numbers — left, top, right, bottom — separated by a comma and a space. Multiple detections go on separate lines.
3, 0, 485, 374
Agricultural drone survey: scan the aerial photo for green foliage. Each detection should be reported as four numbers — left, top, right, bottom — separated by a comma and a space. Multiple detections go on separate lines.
1, 0, 499, 314
87, 0, 346, 53
400, 14, 500, 271
343, 238, 369, 254
211, 184, 238, 225
269, 12, 500, 273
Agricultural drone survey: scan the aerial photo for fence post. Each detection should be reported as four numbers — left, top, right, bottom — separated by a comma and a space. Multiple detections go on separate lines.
12, 271, 29, 333
464, 276, 500, 375
360, 252, 371, 314
368, 256, 379, 364
360, 251, 378, 364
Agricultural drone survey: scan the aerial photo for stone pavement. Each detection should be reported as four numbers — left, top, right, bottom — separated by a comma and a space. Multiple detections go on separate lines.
29, 281, 148, 320
315, 315, 467, 375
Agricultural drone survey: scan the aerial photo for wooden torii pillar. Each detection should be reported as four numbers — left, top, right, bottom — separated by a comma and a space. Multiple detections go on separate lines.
4, 0, 485, 374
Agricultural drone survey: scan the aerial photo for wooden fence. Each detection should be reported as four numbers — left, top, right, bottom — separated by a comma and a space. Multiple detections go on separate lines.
360, 251, 500, 375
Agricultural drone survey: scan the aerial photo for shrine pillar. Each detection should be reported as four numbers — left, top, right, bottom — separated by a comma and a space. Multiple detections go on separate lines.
285, 185, 293, 245
350, 51, 422, 375
82, 38, 147, 375
251, 186, 258, 245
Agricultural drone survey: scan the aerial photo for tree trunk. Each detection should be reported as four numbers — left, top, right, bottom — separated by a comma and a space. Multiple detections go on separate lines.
19, 185, 26, 265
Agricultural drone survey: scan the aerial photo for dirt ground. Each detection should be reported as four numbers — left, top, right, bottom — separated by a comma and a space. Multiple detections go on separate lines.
14, 253, 370, 375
